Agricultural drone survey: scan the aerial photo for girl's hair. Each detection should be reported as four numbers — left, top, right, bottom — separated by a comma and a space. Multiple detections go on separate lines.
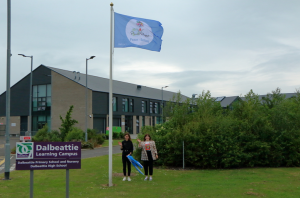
124, 132, 132, 141
143, 133, 152, 141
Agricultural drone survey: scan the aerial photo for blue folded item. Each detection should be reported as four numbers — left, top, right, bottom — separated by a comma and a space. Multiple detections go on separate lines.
127, 155, 144, 175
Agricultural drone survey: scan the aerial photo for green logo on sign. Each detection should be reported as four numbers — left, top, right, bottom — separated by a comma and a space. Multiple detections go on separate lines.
16, 142, 34, 159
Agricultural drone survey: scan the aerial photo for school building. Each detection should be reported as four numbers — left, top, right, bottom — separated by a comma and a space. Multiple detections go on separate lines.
0, 65, 187, 136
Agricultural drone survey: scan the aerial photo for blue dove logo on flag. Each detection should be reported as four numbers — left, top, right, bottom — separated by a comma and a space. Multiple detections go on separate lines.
114, 12, 164, 52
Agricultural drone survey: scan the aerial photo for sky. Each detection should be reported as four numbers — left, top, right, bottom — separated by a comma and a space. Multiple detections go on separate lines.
1, 0, 300, 98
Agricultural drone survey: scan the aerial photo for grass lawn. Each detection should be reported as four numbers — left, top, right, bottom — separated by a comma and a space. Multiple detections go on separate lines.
1, 154, 300, 198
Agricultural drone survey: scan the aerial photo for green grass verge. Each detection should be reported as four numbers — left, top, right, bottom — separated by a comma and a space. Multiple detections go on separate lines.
1, 154, 300, 198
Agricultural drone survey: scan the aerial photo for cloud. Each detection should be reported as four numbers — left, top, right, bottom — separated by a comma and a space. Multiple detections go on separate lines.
1, 0, 300, 99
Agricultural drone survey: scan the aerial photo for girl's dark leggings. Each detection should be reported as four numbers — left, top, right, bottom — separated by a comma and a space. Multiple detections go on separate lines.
122, 153, 131, 176
144, 151, 153, 175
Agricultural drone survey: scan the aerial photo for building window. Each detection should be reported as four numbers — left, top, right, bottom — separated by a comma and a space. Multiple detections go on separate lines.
142, 101, 147, 113
154, 102, 159, 114
122, 98, 128, 112
129, 99, 134, 112
150, 102, 153, 113
142, 116, 145, 126
32, 115, 51, 132
156, 116, 162, 124
38, 97, 47, 111
113, 97, 117, 112
33, 84, 51, 112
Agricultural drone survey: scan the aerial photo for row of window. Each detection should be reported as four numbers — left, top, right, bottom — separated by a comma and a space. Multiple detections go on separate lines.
113, 97, 160, 114
32, 84, 51, 112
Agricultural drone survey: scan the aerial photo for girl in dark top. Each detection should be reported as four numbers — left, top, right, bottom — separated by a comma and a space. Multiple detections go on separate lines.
118, 132, 133, 181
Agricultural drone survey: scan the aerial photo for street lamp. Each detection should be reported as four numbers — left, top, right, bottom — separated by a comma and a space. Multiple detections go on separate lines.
161, 86, 168, 124
18, 54, 34, 195
18, 54, 33, 136
85, 56, 95, 142
4, 0, 12, 181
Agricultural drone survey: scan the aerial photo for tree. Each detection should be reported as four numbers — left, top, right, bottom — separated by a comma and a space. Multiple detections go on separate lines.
59, 105, 78, 141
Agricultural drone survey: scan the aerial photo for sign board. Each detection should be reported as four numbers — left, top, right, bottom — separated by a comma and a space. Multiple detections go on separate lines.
11, 123, 16, 127
16, 142, 81, 170
20, 136, 31, 141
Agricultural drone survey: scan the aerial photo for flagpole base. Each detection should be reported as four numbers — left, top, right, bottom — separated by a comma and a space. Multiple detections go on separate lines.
3, 172, 11, 180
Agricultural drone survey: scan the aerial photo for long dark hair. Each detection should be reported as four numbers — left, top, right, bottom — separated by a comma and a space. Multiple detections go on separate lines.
124, 132, 132, 141
143, 133, 152, 141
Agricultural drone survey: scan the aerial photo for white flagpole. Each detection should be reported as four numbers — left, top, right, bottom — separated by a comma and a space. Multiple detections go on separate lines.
109, 2, 114, 187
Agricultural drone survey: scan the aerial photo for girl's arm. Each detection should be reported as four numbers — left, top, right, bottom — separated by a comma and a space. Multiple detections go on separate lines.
137, 139, 142, 148
120, 141, 123, 150
153, 141, 158, 155
128, 141, 134, 155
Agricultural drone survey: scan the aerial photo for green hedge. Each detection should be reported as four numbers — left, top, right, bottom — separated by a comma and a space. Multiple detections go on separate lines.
133, 89, 300, 168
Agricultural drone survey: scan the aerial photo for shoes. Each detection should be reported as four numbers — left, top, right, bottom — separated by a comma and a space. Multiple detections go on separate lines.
144, 177, 148, 181
122, 177, 126, 181
127, 177, 131, 181
149, 177, 152, 181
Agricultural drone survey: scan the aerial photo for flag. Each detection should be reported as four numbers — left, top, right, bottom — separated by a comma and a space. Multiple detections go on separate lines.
114, 12, 164, 52
127, 155, 144, 175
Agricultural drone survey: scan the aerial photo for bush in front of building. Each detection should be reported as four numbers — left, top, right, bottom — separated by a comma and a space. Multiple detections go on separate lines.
47, 130, 61, 142
87, 128, 97, 140
59, 105, 78, 141
134, 89, 300, 169
64, 127, 85, 142
32, 124, 49, 142
113, 132, 119, 139
81, 141, 94, 149
32, 125, 103, 149
96, 134, 105, 145
11, 146, 16, 154
118, 132, 124, 139
32, 125, 62, 142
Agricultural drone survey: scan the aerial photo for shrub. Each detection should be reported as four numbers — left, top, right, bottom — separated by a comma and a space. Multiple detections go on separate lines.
96, 134, 105, 145
119, 132, 124, 139
113, 132, 119, 139
11, 146, 16, 154
87, 128, 97, 140
81, 141, 94, 149
32, 124, 49, 142
32, 125, 63, 142
48, 130, 61, 142
89, 139, 98, 148
134, 89, 300, 168
59, 105, 78, 141
101, 133, 107, 139
64, 127, 84, 142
